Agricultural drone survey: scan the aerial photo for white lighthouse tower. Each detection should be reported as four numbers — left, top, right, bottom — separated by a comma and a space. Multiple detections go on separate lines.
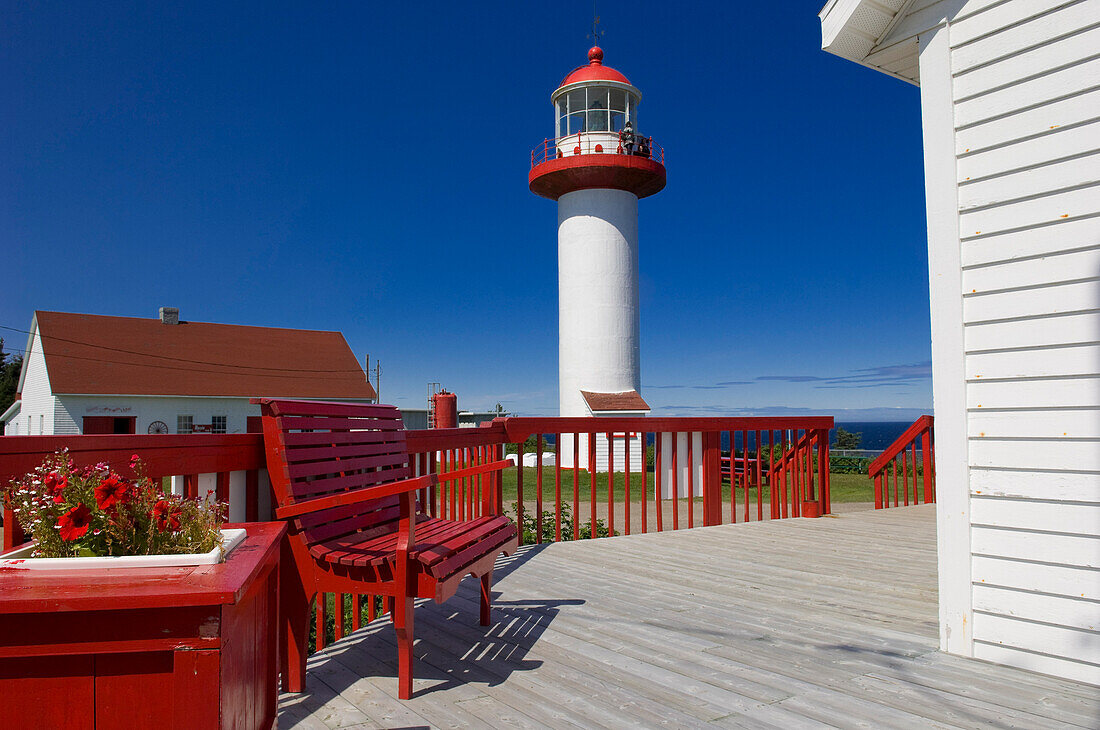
530, 46, 665, 468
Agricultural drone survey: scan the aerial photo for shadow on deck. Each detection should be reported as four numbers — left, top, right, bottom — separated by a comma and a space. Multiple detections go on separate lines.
279, 506, 1099, 729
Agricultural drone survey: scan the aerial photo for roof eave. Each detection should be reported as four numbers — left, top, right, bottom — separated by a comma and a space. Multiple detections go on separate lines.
819, 0, 920, 87
1, 399, 21, 424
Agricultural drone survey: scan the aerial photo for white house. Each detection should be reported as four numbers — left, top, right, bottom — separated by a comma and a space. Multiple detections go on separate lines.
820, 0, 1099, 684
1, 309, 377, 436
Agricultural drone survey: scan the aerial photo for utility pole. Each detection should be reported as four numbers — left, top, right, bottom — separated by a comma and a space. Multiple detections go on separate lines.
364, 354, 381, 402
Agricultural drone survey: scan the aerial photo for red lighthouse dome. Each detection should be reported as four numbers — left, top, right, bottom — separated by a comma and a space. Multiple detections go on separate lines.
529, 47, 665, 201
559, 46, 632, 87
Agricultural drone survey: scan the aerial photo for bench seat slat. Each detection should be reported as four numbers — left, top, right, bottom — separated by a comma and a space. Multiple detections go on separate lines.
289, 464, 410, 497
282, 430, 407, 448
256, 398, 403, 419
287, 450, 409, 480
284, 439, 407, 464
275, 415, 404, 432
308, 516, 514, 574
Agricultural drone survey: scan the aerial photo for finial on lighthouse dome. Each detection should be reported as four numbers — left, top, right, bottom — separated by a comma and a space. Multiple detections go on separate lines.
588, 46, 604, 64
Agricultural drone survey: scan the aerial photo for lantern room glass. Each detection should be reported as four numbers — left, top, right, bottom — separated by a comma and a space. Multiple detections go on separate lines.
555, 85, 638, 139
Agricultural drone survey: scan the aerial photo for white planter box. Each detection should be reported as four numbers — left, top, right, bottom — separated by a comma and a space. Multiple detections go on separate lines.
0, 528, 247, 570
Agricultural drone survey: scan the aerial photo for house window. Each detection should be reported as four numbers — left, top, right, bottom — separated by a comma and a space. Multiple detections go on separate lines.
38, 415, 44, 435
177, 415, 194, 434
211, 416, 227, 434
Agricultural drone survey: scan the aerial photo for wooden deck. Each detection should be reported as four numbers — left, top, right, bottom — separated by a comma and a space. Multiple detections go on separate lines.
278, 505, 1099, 729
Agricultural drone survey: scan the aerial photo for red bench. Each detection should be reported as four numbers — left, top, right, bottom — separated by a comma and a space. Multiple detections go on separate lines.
255, 398, 517, 699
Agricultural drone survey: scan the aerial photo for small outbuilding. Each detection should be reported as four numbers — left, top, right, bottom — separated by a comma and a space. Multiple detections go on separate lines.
2, 309, 377, 436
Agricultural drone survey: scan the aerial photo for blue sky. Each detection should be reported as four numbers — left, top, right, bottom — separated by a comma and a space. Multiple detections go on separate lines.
1, 1, 932, 420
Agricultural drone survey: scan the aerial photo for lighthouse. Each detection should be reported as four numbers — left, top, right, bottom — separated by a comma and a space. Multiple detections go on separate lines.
530, 46, 665, 469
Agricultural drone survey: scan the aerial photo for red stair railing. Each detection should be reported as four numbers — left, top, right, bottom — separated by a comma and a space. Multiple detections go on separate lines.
868, 415, 935, 509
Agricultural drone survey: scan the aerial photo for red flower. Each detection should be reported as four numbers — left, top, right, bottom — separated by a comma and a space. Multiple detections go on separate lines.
153, 500, 182, 532
58, 504, 92, 541
129, 454, 140, 468
95, 475, 130, 510
44, 471, 68, 504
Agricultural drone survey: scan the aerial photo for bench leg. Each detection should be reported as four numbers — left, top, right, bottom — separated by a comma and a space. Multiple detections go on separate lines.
480, 569, 493, 627
280, 543, 311, 693
393, 592, 415, 700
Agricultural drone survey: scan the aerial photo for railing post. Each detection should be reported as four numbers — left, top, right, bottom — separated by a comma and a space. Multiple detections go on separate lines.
921, 427, 933, 504
817, 428, 830, 516
874, 473, 883, 509
702, 431, 722, 526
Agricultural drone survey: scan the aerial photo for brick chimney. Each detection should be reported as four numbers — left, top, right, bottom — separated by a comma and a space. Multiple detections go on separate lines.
159, 307, 179, 325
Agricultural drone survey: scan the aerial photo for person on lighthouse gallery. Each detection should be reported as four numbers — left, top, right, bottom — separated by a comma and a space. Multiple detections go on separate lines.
619, 121, 635, 155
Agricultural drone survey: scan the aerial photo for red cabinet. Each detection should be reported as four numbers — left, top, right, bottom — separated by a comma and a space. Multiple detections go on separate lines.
0, 522, 284, 729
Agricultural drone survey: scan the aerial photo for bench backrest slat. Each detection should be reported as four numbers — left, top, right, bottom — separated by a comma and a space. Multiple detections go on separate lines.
257, 398, 422, 545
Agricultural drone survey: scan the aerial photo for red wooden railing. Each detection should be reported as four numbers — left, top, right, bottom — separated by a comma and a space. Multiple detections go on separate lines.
407, 416, 833, 545
868, 415, 935, 509
531, 133, 666, 167
0, 415, 833, 654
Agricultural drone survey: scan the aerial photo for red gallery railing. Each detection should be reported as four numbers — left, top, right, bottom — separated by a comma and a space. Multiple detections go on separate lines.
531, 133, 666, 167
0, 414, 833, 653
868, 415, 935, 509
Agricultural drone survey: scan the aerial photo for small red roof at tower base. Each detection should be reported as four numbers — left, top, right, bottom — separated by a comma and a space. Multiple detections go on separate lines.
581, 390, 651, 412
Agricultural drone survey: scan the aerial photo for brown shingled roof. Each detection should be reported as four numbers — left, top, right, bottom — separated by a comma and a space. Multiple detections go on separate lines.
580, 390, 651, 412
33, 311, 377, 400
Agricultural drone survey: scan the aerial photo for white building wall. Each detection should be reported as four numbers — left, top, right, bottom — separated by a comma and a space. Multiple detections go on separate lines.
913, 0, 1100, 685
19, 328, 56, 435
823, 0, 1100, 684
55, 395, 264, 435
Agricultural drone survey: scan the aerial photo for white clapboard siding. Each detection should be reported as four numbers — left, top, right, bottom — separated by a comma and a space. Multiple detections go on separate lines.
825, 0, 1100, 682
967, 375, 1100, 408
961, 214, 1100, 267
954, 56, 1100, 128
958, 120, 1100, 181
973, 554, 1100, 599
974, 641, 1100, 686
969, 438, 1100, 471
954, 22, 1100, 100
956, 90, 1100, 155
959, 185, 1100, 238
966, 343, 1100, 379
973, 584, 1098, 631
962, 246, 1100, 293
971, 526, 1100, 567
972, 613, 1100, 676
966, 311, 1099, 351
971, 468, 1100, 504
950, 0, 1093, 49
971, 495, 1100, 535
958, 152, 1100, 208
968, 407, 1100, 438
970, 468, 1100, 502
963, 279, 1100, 322
952, 2, 1100, 73
19, 327, 56, 435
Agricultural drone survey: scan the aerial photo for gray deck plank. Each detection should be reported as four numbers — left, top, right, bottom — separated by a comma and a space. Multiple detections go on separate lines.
280, 505, 1099, 730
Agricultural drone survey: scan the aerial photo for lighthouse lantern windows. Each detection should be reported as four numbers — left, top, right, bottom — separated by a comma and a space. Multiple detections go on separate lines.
555, 85, 639, 140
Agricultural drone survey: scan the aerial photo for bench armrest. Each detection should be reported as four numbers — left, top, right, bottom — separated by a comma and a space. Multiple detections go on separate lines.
275, 473, 438, 520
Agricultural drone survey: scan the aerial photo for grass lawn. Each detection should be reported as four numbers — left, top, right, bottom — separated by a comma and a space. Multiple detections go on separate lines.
492, 467, 875, 506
